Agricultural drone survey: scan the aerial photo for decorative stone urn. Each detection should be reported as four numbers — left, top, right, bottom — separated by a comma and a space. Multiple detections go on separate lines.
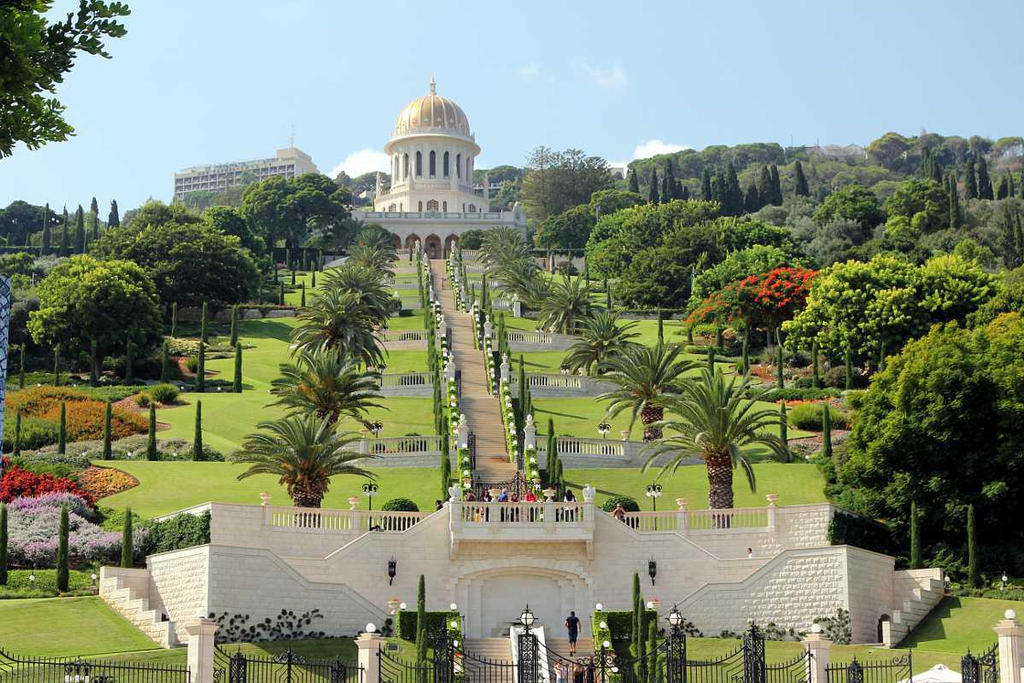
766, 493, 779, 506
675, 497, 688, 511
347, 496, 360, 510
542, 487, 557, 502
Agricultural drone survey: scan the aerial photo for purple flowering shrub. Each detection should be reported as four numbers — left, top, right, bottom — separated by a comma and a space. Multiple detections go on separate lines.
5, 493, 148, 567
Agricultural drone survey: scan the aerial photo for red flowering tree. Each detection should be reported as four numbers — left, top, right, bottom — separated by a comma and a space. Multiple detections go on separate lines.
689, 267, 818, 344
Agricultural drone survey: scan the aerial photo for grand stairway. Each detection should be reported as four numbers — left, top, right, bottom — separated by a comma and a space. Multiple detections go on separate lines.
430, 260, 517, 484
100, 571, 177, 647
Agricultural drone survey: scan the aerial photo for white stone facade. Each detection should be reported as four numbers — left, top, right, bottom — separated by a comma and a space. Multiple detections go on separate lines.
100, 500, 941, 647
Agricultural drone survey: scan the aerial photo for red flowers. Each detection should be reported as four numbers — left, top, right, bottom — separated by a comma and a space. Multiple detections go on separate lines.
0, 458, 94, 506
689, 267, 818, 331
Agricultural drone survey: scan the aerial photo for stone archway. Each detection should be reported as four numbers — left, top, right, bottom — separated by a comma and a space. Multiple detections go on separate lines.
424, 234, 442, 259
391, 233, 401, 249
404, 234, 421, 250
444, 234, 458, 258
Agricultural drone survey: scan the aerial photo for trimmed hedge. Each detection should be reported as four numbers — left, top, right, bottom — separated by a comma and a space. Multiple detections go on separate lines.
396, 610, 460, 641
788, 403, 852, 431
593, 609, 658, 643
144, 510, 211, 555
827, 509, 895, 556
381, 498, 419, 512
601, 496, 640, 513
757, 388, 845, 402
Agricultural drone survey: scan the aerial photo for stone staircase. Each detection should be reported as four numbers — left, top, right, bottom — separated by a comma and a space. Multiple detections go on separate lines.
463, 637, 513, 663
884, 569, 945, 646
100, 572, 177, 647
545, 636, 596, 662
430, 260, 517, 483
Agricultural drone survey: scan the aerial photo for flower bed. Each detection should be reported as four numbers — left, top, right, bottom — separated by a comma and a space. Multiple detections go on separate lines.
0, 459, 94, 505
78, 466, 138, 498
5, 386, 148, 445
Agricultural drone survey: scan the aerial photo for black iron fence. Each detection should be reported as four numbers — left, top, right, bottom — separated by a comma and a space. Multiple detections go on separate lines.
825, 652, 912, 683
962, 643, 998, 683
0, 648, 190, 683
216, 648, 361, 683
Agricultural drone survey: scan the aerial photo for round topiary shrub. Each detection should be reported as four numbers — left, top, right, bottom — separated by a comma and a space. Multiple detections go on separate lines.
381, 497, 419, 512
146, 384, 180, 404
601, 495, 640, 513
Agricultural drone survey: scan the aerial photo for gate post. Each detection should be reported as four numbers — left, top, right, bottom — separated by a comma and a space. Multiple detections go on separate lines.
803, 625, 833, 683
184, 615, 219, 683
356, 628, 382, 683
995, 609, 1023, 683
743, 625, 766, 683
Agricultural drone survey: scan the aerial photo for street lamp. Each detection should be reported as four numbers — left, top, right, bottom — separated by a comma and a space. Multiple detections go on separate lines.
645, 483, 663, 511
668, 605, 683, 629
597, 422, 611, 440
363, 482, 379, 511
1002, 572, 1009, 594
370, 421, 384, 438
520, 605, 536, 632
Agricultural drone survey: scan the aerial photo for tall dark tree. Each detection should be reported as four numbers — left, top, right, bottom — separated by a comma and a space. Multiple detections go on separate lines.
74, 205, 85, 253
647, 168, 660, 204
744, 182, 760, 213
120, 508, 133, 568
56, 504, 69, 592
757, 166, 773, 209
40, 203, 51, 254
948, 175, 962, 228
233, 343, 243, 393
192, 400, 203, 460
977, 157, 994, 199
102, 399, 112, 459
663, 159, 678, 200
997, 175, 1010, 200
680, 184, 691, 200
701, 168, 713, 202
724, 162, 743, 216
147, 403, 157, 460
793, 160, 809, 196
197, 341, 206, 393
965, 159, 978, 199
108, 199, 120, 227
661, 170, 673, 203
627, 168, 640, 193
769, 164, 782, 205
59, 206, 69, 256
0, 503, 6, 586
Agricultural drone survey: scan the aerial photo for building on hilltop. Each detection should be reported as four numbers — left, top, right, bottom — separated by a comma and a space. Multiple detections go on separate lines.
355, 78, 526, 258
173, 146, 319, 202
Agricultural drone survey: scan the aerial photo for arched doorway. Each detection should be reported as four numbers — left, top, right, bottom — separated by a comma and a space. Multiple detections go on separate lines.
444, 234, 458, 257
404, 234, 421, 250
877, 614, 891, 644
424, 234, 442, 259
391, 233, 401, 249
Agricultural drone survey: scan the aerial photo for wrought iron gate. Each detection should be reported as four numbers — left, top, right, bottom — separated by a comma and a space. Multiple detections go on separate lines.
217, 647, 362, 683
962, 644, 998, 683
473, 471, 531, 500
0, 647, 191, 683
825, 652, 912, 683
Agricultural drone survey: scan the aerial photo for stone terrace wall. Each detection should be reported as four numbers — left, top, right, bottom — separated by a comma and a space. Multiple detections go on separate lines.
844, 547, 896, 643
147, 545, 210, 644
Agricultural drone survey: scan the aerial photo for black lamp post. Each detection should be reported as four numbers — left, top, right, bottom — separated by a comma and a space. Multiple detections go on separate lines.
363, 482, 379, 511
648, 559, 657, 586
387, 558, 397, 585
597, 422, 611, 440
370, 421, 383, 438
520, 605, 536, 633
645, 483, 663, 512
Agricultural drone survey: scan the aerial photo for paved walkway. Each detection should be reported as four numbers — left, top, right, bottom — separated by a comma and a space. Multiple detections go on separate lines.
429, 259, 517, 483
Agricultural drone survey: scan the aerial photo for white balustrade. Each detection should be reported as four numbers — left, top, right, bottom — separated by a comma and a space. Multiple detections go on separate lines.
266, 506, 428, 533
535, 436, 632, 457
618, 506, 771, 534
455, 501, 588, 526
360, 435, 443, 455
382, 330, 427, 342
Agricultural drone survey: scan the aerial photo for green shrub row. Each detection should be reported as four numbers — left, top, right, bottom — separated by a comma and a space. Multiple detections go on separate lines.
787, 403, 852, 430
396, 610, 460, 641
593, 609, 658, 643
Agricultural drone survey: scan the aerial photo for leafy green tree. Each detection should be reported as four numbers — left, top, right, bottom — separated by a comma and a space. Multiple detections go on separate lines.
644, 368, 787, 508
884, 179, 949, 233
813, 186, 885, 231
203, 206, 263, 255
28, 255, 162, 380
232, 415, 373, 508
794, 161, 809, 196
598, 342, 696, 440
56, 505, 69, 592
535, 205, 595, 249
242, 174, 354, 251
0, 1, 130, 157
520, 147, 613, 222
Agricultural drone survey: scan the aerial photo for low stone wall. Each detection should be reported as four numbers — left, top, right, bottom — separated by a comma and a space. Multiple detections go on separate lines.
507, 331, 576, 352
509, 374, 614, 398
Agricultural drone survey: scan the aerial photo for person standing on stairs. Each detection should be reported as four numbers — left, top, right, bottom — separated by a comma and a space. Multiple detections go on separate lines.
565, 610, 581, 656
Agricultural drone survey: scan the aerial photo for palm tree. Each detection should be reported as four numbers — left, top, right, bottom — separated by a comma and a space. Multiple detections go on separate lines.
319, 263, 397, 328
537, 275, 593, 334
232, 415, 375, 508
643, 368, 789, 509
564, 311, 640, 376
347, 241, 396, 277
597, 342, 696, 441
292, 288, 384, 366
271, 350, 382, 426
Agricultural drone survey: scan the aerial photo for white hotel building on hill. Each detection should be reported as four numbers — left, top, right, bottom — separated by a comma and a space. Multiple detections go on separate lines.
173, 147, 319, 202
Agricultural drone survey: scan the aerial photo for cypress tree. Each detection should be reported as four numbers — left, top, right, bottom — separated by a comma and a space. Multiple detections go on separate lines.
965, 159, 978, 199
758, 166, 773, 208
647, 614, 658, 683
18, 345, 25, 389
741, 331, 749, 374
844, 345, 853, 390
300, 282, 306, 307
74, 205, 85, 253
197, 341, 206, 393
170, 302, 178, 337
440, 423, 451, 499
822, 404, 833, 458
192, 400, 203, 460
771, 165, 782, 204
632, 572, 642, 658
707, 347, 715, 374
664, 159, 678, 200
628, 168, 640, 193
811, 340, 821, 388
233, 344, 243, 393
13, 412, 21, 457
311, 270, 317, 288
59, 206, 69, 256
637, 607, 649, 683
41, 203, 51, 254
794, 160, 809, 196
279, 282, 285, 305
744, 182, 760, 213
948, 175, 962, 228
725, 162, 742, 216
997, 175, 1010, 200
776, 341, 784, 389
415, 575, 427, 667
90, 196, 99, 216
0, 503, 7, 586
605, 280, 612, 310
53, 346, 60, 385
121, 508, 133, 568
701, 168, 713, 201
546, 419, 557, 484
291, 268, 296, 286
160, 340, 172, 382
661, 171, 673, 204
715, 325, 723, 349
147, 403, 158, 460
200, 301, 208, 343
102, 400, 112, 459
680, 184, 691, 200
977, 157, 993, 199
656, 311, 664, 345
229, 306, 239, 346
779, 402, 788, 448
967, 504, 978, 587
88, 205, 99, 241
58, 401, 67, 454
56, 505, 70, 592
909, 501, 921, 569
108, 199, 120, 227
648, 168, 660, 204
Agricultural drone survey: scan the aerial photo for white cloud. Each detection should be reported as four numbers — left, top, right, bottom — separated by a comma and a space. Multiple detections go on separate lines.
631, 139, 691, 160
572, 59, 627, 90
329, 148, 390, 178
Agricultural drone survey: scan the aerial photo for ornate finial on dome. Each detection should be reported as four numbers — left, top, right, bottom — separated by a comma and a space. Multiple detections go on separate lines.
429, 76, 436, 95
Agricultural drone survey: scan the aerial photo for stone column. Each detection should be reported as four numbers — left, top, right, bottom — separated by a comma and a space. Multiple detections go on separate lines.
500, 355, 510, 383
484, 316, 492, 339
456, 414, 469, 449
184, 616, 219, 683
996, 610, 1024, 683
524, 415, 536, 451
356, 630, 382, 683
803, 627, 832, 683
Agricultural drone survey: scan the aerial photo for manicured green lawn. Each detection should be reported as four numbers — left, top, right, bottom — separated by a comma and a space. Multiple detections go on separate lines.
566, 463, 826, 509
96, 462, 443, 519
902, 596, 1020, 653
0, 598, 160, 656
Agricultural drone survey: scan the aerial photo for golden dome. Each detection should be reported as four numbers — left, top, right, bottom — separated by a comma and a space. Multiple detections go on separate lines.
392, 78, 472, 140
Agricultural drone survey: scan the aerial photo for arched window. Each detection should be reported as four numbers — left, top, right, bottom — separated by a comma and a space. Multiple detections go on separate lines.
388, 203, 396, 212
418, 201, 423, 211
466, 157, 471, 180
462, 203, 466, 212
403, 154, 409, 179
427, 199, 439, 211
456, 154, 462, 178
415, 151, 422, 177
443, 151, 450, 177
469, 204, 476, 213
392, 156, 398, 181
443, 201, 448, 211
429, 151, 436, 177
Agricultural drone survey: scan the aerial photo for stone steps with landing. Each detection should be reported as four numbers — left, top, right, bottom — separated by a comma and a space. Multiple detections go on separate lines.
429, 260, 516, 483
100, 574, 177, 648
886, 572, 945, 646
463, 637, 513, 663
544, 637, 596, 662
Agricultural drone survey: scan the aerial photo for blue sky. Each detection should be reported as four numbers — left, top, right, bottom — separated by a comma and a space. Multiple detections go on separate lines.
2, 0, 1023, 211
